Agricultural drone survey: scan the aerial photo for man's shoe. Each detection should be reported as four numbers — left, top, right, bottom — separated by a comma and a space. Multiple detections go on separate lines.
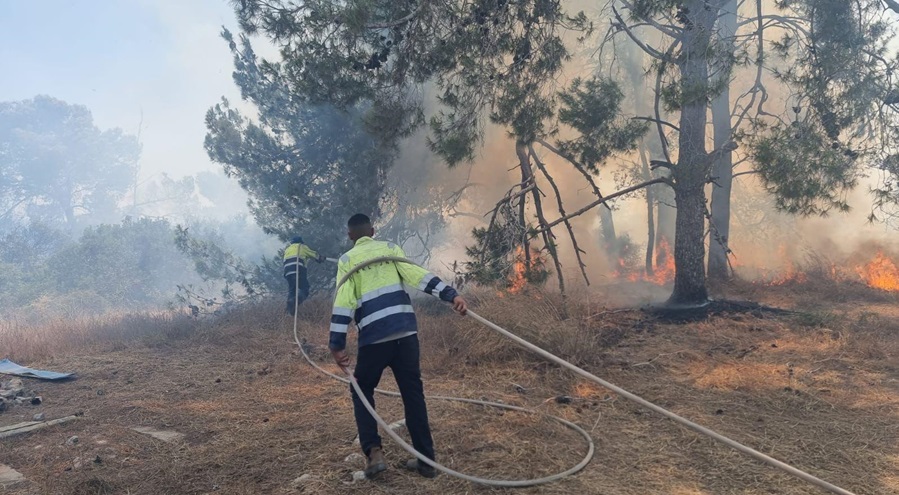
364, 448, 387, 479
404, 458, 437, 479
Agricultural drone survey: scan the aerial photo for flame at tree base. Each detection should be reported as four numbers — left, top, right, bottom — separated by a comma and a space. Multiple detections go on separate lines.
613, 238, 675, 286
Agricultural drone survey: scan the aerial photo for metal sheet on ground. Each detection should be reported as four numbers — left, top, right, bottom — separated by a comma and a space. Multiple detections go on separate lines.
0, 359, 73, 380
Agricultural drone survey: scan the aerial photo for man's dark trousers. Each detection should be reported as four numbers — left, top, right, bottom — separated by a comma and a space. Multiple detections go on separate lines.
352, 334, 435, 461
285, 266, 310, 315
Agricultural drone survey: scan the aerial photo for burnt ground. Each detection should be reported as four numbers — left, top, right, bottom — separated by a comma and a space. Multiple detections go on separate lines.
0, 284, 897, 495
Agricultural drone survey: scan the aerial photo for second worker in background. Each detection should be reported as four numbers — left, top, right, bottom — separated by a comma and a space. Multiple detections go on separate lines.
283, 235, 325, 316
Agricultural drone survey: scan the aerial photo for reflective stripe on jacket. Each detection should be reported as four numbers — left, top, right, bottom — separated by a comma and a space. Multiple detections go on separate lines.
283, 242, 319, 277
329, 237, 458, 350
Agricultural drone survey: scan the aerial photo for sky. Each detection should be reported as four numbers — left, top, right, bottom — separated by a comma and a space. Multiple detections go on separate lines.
0, 0, 258, 182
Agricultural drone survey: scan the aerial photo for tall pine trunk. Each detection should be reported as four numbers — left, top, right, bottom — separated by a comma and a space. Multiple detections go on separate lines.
668, 0, 718, 306
708, 0, 737, 281
638, 142, 656, 275
598, 206, 619, 263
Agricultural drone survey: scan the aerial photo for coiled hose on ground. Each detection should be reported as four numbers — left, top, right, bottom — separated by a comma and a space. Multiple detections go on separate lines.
290, 255, 856, 494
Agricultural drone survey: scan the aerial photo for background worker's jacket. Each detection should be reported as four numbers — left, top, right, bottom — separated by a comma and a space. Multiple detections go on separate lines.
329, 237, 458, 351
283, 242, 319, 277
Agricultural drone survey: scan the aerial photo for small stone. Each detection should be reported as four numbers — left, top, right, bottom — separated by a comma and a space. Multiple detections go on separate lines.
0, 463, 26, 487
66, 436, 80, 446
96, 389, 105, 396
555, 395, 573, 404
344, 453, 365, 464
262, 418, 269, 423
93, 455, 102, 464
31, 396, 42, 405
352, 470, 366, 482
0, 400, 7, 413
73, 457, 83, 469
291, 474, 316, 487
715, 409, 724, 415
130, 427, 184, 443
33, 412, 45, 421
215, 378, 222, 383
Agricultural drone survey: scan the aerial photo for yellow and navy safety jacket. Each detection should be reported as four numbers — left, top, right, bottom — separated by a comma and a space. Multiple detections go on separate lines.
283, 242, 319, 277
329, 237, 458, 351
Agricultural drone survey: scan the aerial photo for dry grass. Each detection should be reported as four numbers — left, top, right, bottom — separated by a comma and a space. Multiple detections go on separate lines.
0, 311, 201, 363
0, 285, 897, 495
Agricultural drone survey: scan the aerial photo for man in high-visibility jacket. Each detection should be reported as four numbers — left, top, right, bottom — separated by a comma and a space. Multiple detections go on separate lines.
330, 214, 467, 480
283, 235, 324, 315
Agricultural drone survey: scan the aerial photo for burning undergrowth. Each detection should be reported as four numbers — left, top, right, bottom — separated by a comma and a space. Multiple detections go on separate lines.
725, 245, 899, 305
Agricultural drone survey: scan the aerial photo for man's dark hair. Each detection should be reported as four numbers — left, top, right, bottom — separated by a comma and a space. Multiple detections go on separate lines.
347, 214, 371, 227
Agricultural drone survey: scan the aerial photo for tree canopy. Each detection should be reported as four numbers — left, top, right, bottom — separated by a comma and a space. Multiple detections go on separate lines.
0, 95, 141, 231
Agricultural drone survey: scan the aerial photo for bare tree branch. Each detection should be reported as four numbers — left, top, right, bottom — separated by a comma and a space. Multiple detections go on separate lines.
732, 170, 760, 179
632, 116, 680, 131
530, 145, 590, 286
537, 177, 671, 233
653, 40, 681, 167
619, 0, 683, 39
534, 138, 611, 211
516, 142, 567, 305
732, 0, 769, 131
611, 6, 669, 62
485, 182, 535, 218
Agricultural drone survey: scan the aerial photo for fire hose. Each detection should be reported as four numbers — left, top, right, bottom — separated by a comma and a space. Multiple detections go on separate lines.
291, 256, 857, 493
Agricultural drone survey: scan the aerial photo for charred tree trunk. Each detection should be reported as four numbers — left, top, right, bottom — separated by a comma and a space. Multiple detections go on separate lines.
670, 182, 708, 304
708, 0, 737, 282
668, 1, 718, 306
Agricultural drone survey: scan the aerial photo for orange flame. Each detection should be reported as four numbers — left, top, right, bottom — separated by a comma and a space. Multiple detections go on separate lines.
648, 238, 676, 285
856, 252, 899, 291
509, 246, 528, 293
613, 238, 675, 285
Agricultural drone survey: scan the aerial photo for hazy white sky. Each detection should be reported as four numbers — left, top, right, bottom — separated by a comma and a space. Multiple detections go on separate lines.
0, 0, 256, 181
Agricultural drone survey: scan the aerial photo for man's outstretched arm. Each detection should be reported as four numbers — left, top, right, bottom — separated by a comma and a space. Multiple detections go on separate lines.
392, 244, 467, 315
